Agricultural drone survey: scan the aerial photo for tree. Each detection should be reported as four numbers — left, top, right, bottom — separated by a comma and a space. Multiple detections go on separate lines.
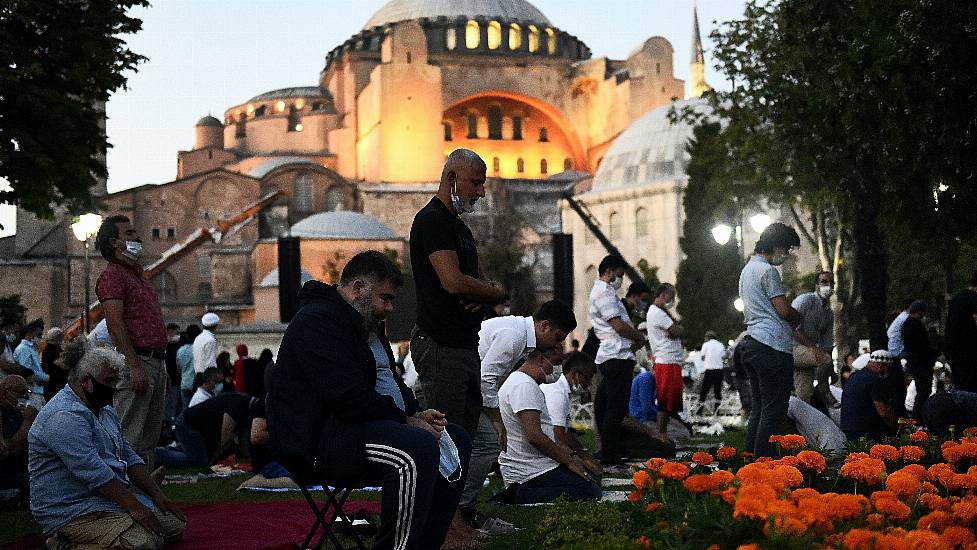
479, 187, 537, 316
1, 0, 148, 217
0, 295, 26, 327
675, 121, 743, 345
706, 0, 977, 348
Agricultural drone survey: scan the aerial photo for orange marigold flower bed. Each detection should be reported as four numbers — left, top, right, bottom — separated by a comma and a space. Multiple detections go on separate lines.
899, 445, 925, 462
796, 450, 826, 473
845, 452, 871, 463
885, 468, 923, 499
869, 444, 900, 462
683, 474, 719, 493
870, 491, 911, 520
942, 441, 977, 463
916, 510, 952, 531
918, 493, 950, 511
840, 458, 887, 486
910, 430, 929, 442
824, 493, 870, 520
942, 525, 975, 547
717, 446, 737, 460
692, 451, 714, 466
659, 462, 690, 480
964, 427, 977, 437
842, 528, 878, 549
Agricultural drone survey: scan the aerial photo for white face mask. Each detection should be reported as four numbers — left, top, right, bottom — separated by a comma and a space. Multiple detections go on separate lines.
123, 240, 143, 261
609, 276, 623, 291
540, 362, 562, 385
769, 251, 788, 266
818, 285, 834, 300
665, 299, 676, 310
450, 180, 475, 214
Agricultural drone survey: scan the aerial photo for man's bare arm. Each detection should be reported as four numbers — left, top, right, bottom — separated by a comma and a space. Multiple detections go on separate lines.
429, 250, 506, 303
770, 296, 801, 328
608, 317, 646, 344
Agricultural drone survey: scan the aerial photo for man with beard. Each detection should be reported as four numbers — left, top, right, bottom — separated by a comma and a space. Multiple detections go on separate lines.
269, 251, 472, 550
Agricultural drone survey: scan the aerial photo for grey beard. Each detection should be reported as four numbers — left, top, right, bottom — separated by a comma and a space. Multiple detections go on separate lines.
352, 294, 376, 334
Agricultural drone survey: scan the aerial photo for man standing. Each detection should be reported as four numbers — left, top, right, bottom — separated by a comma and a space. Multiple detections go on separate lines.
736, 222, 802, 458
177, 325, 201, 412
791, 271, 837, 407
1, 320, 32, 380
589, 254, 646, 469
270, 251, 470, 550
95, 215, 169, 468
163, 323, 182, 420
14, 321, 46, 397
902, 300, 938, 418
699, 331, 726, 410
946, 273, 977, 392
646, 283, 686, 440
193, 313, 219, 375
622, 282, 651, 324
886, 302, 910, 360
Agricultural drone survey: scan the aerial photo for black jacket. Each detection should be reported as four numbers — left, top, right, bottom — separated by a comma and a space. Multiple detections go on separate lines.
268, 281, 419, 480
902, 316, 938, 373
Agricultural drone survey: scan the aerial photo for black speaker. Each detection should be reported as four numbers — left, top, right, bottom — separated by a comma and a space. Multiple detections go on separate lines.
552, 233, 573, 303
277, 236, 301, 322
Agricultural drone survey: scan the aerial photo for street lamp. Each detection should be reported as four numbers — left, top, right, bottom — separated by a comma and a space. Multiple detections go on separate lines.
749, 213, 772, 233
71, 213, 103, 334
733, 297, 745, 312
711, 223, 733, 246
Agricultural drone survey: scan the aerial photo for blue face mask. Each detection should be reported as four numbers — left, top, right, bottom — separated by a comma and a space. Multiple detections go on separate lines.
213, 383, 224, 394
438, 429, 462, 482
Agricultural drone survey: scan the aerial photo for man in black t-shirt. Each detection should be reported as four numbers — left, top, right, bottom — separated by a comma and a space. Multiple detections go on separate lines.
409, 149, 506, 438
946, 273, 977, 392
840, 350, 899, 442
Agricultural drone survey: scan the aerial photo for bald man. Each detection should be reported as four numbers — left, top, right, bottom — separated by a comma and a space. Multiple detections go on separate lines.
0, 375, 37, 502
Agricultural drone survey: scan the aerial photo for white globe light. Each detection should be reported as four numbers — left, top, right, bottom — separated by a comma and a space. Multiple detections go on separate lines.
71, 213, 103, 242
733, 298, 745, 312
711, 223, 733, 245
749, 213, 772, 233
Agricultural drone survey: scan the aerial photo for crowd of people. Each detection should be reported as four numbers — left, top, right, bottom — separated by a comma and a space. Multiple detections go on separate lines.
2, 148, 976, 550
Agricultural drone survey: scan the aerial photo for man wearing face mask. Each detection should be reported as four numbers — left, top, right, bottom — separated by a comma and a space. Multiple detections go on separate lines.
95, 215, 169, 469
1, 320, 33, 380
540, 352, 602, 471
497, 348, 602, 504
646, 283, 688, 441
791, 271, 837, 409
735, 222, 802, 458
589, 254, 646, 471
623, 282, 651, 325
29, 343, 185, 549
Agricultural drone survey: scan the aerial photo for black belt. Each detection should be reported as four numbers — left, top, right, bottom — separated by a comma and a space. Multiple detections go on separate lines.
133, 347, 165, 359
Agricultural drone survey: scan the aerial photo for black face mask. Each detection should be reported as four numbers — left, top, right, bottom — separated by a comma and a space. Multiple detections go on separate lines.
85, 377, 117, 410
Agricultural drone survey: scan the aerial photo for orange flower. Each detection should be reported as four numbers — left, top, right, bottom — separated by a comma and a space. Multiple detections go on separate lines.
633, 469, 651, 489
659, 462, 690, 480
645, 502, 662, 513
840, 458, 887, 486
916, 510, 951, 531
692, 451, 714, 466
951, 497, 977, 525
885, 468, 923, 500
636, 535, 651, 549
789, 488, 820, 501
733, 484, 779, 520
942, 526, 975, 548
736, 545, 759, 550
711, 469, 735, 486
921, 481, 938, 494
899, 445, 925, 462
865, 513, 884, 528
963, 427, 977, 437
910, 430, 929, 442
919, 493, 950, 511
683, 474, 718, 493
796, 450, 826, 473
627, 490, 641, 502
870, 444, 900, 462
717, 446, 737, 460
826, 493, 871, 520
706, 545, 719, 550
645, 457, 667, 471
871, 490, 911, 520
904, 529, 945, 548
843, 529, 879, 549
774, 434, 807, 450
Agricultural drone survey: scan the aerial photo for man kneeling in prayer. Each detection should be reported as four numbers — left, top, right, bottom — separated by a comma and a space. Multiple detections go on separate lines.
269, 250, 471, 550
498, 348, 602, 504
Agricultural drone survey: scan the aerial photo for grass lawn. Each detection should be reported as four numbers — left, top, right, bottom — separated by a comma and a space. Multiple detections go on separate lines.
0, 429, 743, 548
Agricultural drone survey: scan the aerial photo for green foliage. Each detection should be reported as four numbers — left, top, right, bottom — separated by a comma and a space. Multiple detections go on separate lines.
0, 295, 26, 327
536, 501, 639, 549
480, 188, 537, 315
0, 0, 149, 217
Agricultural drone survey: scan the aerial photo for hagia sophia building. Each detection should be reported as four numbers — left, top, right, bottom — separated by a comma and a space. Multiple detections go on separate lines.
1, 0, 720, 345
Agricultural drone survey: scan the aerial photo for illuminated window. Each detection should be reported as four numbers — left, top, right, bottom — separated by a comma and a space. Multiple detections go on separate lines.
275, 100, 286, 112
466, 20, 480, 49
528, 25, 539, 53
509, 23, 522, 50
467, 114, 478, 138
295, 98, 305, 109
512, 117, 523, 140
635, 207, 648, 237
539, 127, 548, 142
609, 212, 620, 240
446, 27, 457, 50
517, 158, 525, 173
546, 28, 556, 54
492, 157, 500, 173
443, 122, 453, 141
487, 21, 501, 50
325, 186, 346, 211
488, 106, 502, 140
564, 158, 573, 171
540, 159, 548, 174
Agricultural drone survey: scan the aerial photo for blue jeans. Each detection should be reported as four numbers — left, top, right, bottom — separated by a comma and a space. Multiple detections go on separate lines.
154, 415, 210, 467
739, 336, 793, 458
514, 465, 602, 504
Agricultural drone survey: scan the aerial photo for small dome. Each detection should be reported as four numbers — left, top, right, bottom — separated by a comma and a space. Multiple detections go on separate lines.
289, 212, 399, 241
363, 0, 550, 29
247, 157, 318, 178
257, 268, 315, 288
590, 98, 712, 193
195, 115, 222, 127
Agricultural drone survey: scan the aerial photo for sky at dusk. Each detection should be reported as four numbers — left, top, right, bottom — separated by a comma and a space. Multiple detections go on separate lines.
1, 0, 747, 236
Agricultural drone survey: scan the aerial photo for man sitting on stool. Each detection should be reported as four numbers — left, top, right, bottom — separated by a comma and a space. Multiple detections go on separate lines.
269, 251, 471, 550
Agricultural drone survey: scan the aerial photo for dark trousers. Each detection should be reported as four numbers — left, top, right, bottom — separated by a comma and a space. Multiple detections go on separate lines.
700, 369, 724, 402
154, 414, 210, 467
738, 337, 793, 458
362, 421, 471, 550
594, 358, 635, 465
908, 363, 934, 420
411, 329, 482, 437
514, 465, 602, 504
948, 348, 977, 392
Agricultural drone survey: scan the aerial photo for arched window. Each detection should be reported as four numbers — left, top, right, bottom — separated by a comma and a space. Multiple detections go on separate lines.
467, 113, 478, 139
608, 211, 620, 240
528, 25, 539, 53
487, 105, 503, 140
539, 127, 549, 142
293, 173, 314, 213
509, 23, 522, 50
445, 27, 457, 50
325, 186, 346, 212
154, 271, 178, 302
443, 122, 453, 141
492, 157, 500, 173
635, 207, 649, 237
254, 105, 267, 117
465, 20, 480, 49
517, 158, 525, 173
487, 21, 501, 50
545, 28, 557, 54
287, 107, 302, 132
540, 159, 548, 174
512, 116, 523, 140
564, 158, 573, 171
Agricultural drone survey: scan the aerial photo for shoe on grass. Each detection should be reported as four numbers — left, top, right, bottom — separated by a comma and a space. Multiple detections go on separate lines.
478, 517, 520, 535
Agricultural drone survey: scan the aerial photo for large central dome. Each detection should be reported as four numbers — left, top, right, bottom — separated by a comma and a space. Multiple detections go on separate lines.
363, 0, 551, 29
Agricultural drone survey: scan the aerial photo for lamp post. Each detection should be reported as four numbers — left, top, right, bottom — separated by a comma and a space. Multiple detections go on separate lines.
71, 213, 103, 334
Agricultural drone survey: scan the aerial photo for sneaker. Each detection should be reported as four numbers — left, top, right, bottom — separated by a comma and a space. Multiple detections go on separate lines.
478, 517, 520, 536
602, 464, 631, 476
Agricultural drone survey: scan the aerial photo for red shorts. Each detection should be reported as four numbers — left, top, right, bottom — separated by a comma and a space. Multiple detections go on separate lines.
654, 363, 684, 413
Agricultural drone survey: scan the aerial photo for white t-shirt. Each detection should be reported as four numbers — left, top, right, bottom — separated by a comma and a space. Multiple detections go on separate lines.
540, 374, 571, 429
192, 329, 217, 373
589, 280, 635, 363
646, 304, 684, 364
701, 339, 726, 371
188, 387, 214, 408
498, 371, 560, 485
479, 316, 535, 408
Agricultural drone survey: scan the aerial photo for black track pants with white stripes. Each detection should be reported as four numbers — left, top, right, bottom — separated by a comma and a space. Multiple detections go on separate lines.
362, 420, 471, 550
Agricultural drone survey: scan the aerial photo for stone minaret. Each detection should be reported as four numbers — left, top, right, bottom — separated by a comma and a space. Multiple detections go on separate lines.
689, 1, 712, 98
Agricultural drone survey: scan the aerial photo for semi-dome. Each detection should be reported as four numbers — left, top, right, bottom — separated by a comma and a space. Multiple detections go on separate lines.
363, 0, 550, 29
257, 268, 315, 288
247, 86, 330, 104
289, 211, 399, 240
195, 115, 222, 127
247, 157, 319, 178
590, 98, 712, 193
